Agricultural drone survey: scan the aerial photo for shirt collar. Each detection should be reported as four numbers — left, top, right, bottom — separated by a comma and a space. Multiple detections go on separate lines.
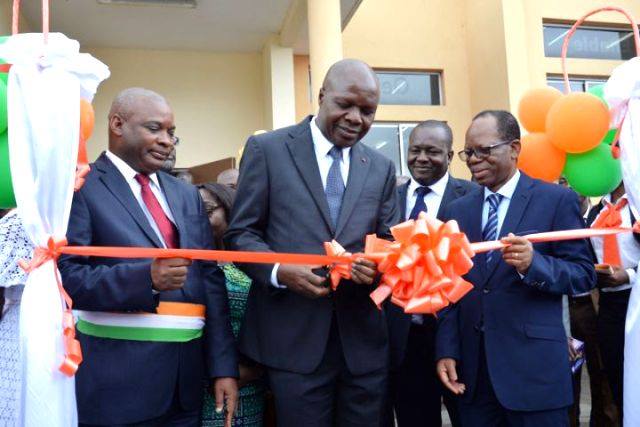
408, 172, 449, 197
310, 117, 351, 162
484, 170, 520, 201
105, 150, 161, 188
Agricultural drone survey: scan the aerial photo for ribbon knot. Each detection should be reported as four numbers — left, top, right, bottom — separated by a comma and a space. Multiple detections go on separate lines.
18, 236, 67, 272
591, 198, 628, 266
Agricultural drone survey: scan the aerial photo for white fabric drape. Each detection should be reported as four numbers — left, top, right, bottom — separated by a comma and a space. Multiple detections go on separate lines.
604, 56, 640, 427
0, 33, 109, 427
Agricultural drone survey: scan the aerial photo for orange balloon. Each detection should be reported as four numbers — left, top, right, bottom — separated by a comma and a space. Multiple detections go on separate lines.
80, 99, 95, 142
518, 87, 563, 133
518, 133, 566, 182
546, 92, 610, 154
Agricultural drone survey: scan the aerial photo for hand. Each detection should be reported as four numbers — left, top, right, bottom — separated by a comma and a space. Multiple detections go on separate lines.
501, 233, 533, 275
596, 265, 630, 288
436, 358, 466, 395
277, 264, 329, 299
210, 377, 238, 427
568, 338, 580, 362
351, 258, 378, 285
150, 258, 192, 292
238, 363, 263, 388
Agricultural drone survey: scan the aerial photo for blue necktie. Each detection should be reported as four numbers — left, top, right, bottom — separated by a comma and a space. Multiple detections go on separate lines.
326, 146, 345, 228
409, 186, 430, 220
482, 193, 503, 265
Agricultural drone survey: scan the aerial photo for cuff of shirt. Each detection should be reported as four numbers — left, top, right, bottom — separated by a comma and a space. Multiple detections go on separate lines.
270, 263, 287, 289
627, 268, 636, 285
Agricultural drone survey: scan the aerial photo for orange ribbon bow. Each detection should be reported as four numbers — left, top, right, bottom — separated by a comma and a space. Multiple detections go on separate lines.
591, 198, 628, 267
19, 237, 83, 377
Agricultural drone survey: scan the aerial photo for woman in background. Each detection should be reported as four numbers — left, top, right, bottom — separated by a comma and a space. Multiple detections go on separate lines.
198, 183, 265, 427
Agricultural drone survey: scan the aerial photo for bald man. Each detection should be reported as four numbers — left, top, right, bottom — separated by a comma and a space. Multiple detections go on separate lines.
226, 59, 400, 425
59, 88, 238, 426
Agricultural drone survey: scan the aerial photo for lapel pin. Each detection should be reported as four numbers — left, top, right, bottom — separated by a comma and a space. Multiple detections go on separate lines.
361, 157, 367, 163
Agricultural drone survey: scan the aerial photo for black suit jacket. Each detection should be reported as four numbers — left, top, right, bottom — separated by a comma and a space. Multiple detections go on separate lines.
387, 176, 478, 368
58, 153, 237, 424
225, 116, 401, 375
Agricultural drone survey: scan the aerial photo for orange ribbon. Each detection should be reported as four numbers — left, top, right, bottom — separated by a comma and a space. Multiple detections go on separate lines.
323, 241, 352, 290
19, 237, 83, 377
591, 198, 628, 267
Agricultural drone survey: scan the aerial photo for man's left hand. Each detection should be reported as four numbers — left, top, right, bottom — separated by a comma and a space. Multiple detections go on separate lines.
351, 258, 378, 285
501, 233, 533, 275
210, 377, 238, 427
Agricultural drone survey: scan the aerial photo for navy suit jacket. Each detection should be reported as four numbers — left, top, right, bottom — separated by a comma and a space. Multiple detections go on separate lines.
387, 176, 477, 368
435, 173, 595, 411
225, 117, 401, 375
58, 153, 237, 425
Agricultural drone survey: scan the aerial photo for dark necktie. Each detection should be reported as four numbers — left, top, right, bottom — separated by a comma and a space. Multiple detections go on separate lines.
325, 146, 345, 228
482, 193, 503, 265
135, 173, 179, 248
409, 186, 431, 220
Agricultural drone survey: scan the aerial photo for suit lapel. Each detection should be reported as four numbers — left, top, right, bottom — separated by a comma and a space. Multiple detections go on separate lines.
484, 173, 533, 280
398, 181, 409, 221
436, 177, 463, 220
96, 153, 163, 248
285, 120, 334, 234
335, 142, 371, 238
158, 172, 185, 247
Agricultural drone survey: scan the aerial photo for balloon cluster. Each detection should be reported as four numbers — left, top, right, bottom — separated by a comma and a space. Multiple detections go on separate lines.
0, 35, 96, 208
517, 86, 621, 196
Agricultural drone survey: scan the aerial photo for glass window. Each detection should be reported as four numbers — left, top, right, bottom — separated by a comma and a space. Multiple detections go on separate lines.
546, 76, 607, 92
360, 122, 418, 175
543, 24, 635, 60
375, 71, 442, 105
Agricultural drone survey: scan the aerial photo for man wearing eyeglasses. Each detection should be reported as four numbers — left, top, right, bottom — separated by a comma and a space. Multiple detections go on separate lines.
435, 110, 595, 426
384, 120, 476, 427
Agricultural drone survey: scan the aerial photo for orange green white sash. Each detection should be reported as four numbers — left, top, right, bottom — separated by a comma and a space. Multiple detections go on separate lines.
75, 302, 205, 342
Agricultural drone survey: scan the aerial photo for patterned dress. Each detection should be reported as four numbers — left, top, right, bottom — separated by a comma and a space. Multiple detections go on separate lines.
0, 210, 33, 426
201, 263, 265, 427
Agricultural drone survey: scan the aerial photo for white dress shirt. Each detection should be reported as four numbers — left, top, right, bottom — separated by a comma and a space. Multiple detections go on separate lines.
270, 118, 351, 288
481, 170, 521, 237
105, 150, 176, 248
405, 173, 449, 221
590, 194, 640, 292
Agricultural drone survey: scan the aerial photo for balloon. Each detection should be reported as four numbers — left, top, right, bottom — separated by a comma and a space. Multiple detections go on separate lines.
518, 87, 563, 133
0, 79, 7, 134
0, 131, 15, 208
517, 133, 566, 182
587, 84, 607, 106
563, 143, 622, 197
546, 92, 610, 154
80, 99, 95, 141
0, 35, 9, 85
602, 128, 616, 145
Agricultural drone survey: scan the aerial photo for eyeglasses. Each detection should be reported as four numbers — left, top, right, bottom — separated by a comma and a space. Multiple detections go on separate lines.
458, 140, 514, 162
171, 136, 180, 146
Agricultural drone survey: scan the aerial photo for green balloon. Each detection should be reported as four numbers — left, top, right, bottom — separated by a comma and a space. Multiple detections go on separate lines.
602, 128, 616, 145
587, 84, 607, 106
0, 79, 7, 134
563, 143, 622, 197
0, 130, 15, 208
0, 35, 10, 84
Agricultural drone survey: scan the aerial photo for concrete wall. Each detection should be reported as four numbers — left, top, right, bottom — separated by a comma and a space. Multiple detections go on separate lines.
85, 48, 265, 168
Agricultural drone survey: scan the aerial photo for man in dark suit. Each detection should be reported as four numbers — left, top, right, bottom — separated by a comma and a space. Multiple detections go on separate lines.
435, 110, 595, 426
58, 88, 238, 426
586, 181, 640, 421
225, 59, 400, 426
384, 120, 475, 427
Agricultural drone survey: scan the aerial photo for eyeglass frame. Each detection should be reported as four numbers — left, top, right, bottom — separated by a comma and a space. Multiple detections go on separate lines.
457, 139, 515, 162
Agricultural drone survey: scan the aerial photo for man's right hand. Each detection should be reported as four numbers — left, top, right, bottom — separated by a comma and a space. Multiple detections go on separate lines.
151, 258, 192, 292
277, 264, 329, 299
436, 358, 466, 395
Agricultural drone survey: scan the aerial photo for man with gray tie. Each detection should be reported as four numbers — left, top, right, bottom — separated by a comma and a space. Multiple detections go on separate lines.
384, 120, 476, 427
225, 59, 400, 426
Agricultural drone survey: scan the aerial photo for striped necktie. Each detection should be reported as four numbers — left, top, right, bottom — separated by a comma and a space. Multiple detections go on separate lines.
325, 146, 345, 228
482, 193, 503, 265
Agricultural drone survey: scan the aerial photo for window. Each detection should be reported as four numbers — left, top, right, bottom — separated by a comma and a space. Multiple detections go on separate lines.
359, 122, 417, 175
543, 24, 635, 60
546, 76, 607, 93
375, 71, 442, 105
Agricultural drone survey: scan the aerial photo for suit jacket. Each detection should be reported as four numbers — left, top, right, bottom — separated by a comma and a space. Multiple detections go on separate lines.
387, 176, 477, 369
435, 173, 595, 411
58, 153, 237, 425
224, 116, 401, 375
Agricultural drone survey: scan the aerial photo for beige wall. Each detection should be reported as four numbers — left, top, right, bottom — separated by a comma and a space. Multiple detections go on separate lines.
85, 48, 265, 168
341, 0, 474, 178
